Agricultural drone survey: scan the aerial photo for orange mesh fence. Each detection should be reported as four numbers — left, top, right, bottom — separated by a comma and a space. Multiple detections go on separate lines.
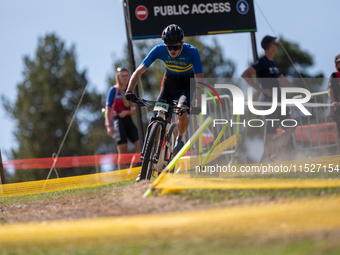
3, 153, 141, 170
2, 151, 200, 170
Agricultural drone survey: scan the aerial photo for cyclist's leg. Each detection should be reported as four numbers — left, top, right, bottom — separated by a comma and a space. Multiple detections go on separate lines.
176, 105, 189, 141
157, 83, 174, 104
173, 86, 194, 155
173, 111, 188, 155
157, 73, 193, 155
178, 83, 194, 132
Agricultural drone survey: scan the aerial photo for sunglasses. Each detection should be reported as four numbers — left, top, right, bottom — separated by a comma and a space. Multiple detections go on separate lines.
272, 42, 279, 47
166, 45, 181, 51
117, 66, 128, 72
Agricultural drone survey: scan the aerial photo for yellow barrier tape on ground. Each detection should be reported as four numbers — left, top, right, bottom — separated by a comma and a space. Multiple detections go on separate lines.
0, 197, 340, 248
174, 134, 239, 173
156, 139, 340, 194
150, 173, 340, 192
0, 167, 140, 198
217, 154, 340, 178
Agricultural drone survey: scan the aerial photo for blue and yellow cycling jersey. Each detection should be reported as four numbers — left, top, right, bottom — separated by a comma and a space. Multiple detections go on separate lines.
142, 43, 202, 75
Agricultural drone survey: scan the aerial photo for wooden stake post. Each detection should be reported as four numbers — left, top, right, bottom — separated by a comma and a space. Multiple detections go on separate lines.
0, 149, 5, 185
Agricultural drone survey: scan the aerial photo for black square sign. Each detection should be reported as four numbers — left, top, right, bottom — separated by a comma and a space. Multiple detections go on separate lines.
126, 0, 257, 40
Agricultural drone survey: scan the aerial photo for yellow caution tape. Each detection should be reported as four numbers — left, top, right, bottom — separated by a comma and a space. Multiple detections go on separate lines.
0, 196, 340, 248
150, 174, 340, 191
0, 167, 140, 198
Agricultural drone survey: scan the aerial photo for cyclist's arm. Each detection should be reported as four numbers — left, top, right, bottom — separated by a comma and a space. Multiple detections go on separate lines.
194, 73, 204, 107
119, 87, 131, 108
126, 64, 148, 93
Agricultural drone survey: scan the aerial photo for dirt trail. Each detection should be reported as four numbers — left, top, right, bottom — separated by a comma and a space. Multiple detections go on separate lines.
0, 181, 275, 224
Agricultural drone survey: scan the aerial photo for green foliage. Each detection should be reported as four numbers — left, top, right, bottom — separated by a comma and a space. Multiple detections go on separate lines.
1, 34, 111, 182
186, 37, 235, 78
274, 36, 324, 78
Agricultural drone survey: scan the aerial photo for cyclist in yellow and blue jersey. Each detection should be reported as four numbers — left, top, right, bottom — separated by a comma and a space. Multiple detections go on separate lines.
142, 41, 202, 76
125, 24, 203, 181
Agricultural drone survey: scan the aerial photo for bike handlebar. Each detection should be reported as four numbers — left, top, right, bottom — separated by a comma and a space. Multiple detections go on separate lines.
134, 98, 201, 115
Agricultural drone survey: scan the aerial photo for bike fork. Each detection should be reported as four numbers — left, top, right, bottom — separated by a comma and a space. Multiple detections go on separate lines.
140, 120, 155, 160
153, 122, 167, 163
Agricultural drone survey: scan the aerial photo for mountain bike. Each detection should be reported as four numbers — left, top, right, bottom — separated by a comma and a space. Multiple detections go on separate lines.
135, 97, 199, 181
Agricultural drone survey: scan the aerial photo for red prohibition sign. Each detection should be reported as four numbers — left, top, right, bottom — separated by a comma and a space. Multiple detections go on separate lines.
135, 5, 148, 21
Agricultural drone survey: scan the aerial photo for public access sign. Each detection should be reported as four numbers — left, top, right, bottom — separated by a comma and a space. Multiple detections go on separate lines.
126, 0, 257, 40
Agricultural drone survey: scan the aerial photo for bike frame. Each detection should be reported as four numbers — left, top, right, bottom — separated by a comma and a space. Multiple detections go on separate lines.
138, 99, 188, 164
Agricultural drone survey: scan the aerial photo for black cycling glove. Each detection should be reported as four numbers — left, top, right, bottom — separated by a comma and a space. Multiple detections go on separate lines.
125, 91, 137, 102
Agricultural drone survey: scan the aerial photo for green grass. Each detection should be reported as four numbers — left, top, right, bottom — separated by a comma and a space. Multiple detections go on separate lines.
251, 171, 340, 179
179, 187, 340, 204
0, 179, 135, 206
2, 236, 340, 255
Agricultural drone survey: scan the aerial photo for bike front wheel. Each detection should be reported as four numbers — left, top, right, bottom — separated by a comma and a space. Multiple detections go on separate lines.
140, 122, 162, 181
164, 123, 178, 173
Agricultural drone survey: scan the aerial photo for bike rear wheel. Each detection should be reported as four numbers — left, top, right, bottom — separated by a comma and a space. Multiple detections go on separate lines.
140, 122, 162, 181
